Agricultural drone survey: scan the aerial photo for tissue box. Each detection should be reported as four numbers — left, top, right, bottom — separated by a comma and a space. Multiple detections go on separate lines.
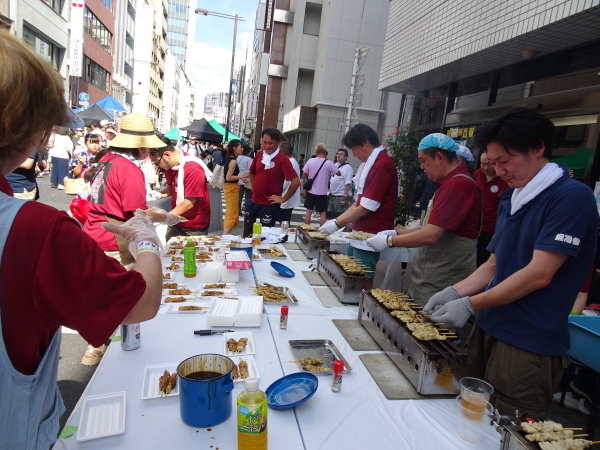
224, 251, 251, 269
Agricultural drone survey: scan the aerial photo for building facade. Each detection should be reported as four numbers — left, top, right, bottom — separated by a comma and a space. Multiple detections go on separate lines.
381, 0, 600, 185
246, 0, 402, 162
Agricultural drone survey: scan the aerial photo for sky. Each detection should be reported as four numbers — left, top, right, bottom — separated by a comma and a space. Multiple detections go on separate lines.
187, 0, 260, 112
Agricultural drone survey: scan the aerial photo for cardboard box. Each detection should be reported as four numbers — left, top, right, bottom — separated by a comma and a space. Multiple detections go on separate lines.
224, 251, 251, 269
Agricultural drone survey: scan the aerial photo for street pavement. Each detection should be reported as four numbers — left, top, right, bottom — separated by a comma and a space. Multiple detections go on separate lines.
35, 171, 309, 430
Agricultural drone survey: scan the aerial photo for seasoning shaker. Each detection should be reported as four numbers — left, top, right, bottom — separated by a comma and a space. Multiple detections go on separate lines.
331, 360, 344, 392
280, 305, 289, 330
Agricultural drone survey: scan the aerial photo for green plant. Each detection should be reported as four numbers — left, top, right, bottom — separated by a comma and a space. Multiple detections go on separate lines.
384, 124, 421, 225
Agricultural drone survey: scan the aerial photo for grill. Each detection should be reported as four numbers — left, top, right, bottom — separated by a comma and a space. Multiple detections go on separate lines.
317, 250, 373, 305
358, 289, 467, 395
297, 227, 347, 258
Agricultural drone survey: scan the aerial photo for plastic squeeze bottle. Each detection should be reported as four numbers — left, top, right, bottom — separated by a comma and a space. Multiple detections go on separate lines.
237, 377, 268, 450
183, 238, 197, 278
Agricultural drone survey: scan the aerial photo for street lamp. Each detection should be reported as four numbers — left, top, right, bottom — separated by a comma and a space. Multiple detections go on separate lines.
195, 8, 244, 143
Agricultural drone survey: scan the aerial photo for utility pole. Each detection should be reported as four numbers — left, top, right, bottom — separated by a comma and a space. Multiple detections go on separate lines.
345, 47, 369, 133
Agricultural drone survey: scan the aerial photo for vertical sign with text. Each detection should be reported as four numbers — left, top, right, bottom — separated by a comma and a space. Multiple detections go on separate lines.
69, 1, 84, 77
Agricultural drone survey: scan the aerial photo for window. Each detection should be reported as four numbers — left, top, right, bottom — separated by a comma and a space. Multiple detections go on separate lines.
303, 3, 321, 36
101, 0, 113, 13
23, 27, 61, 70
41, 0, 63, 14
84, 7, 112, 53
83, 56, 109, 92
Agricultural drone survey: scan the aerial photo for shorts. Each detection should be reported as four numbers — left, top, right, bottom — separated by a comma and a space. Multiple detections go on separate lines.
304, 192, 328, 212
245, 199, 280, 227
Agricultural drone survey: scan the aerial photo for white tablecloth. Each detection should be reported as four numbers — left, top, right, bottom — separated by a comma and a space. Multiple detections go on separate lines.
55, 240, 501, 449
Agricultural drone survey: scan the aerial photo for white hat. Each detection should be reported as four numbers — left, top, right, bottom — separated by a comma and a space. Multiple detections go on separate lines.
100, 119, 110, 127
456, 145, 474, 162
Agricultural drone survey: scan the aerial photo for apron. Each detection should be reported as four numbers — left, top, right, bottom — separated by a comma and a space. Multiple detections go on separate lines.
408, 174, 480, 306
0, 192, 65, 449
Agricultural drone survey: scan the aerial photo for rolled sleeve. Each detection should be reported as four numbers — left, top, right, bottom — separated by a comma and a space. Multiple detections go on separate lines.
360, 197, 381, 211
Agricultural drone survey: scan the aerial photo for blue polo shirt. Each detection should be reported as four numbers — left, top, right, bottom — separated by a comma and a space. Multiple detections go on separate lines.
478, 170, 598, 356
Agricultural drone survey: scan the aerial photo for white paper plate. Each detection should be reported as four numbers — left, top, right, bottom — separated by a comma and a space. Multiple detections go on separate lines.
161, 273, 173, 280
163, 265, 182, 272
76, 392, 126, 441
164, 302, 211, 313
230, 355, 259, 382
141, 364, 180, 399
163, 250, 182, 257
223, 331, 255, 356
162, 295, 196, 304
162, 289, 197, 297
198, 288, 237, 297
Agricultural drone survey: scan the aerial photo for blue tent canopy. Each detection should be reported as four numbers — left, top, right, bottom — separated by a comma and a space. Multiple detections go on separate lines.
74, 96, 128, 120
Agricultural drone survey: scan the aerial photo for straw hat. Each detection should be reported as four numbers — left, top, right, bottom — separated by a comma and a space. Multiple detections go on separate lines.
109, 113, 166, 149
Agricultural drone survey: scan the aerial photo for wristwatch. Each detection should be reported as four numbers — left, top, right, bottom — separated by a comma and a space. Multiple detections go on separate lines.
387, 235, 394, 248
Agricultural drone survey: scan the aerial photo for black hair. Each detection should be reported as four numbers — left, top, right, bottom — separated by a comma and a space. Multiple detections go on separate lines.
226, 139, 242, 158
336, 148, 348, 157
280, 142, 293, 156
242, 144, 252, 156
473, 107, 555, 159
420, 147, 458, 163
342, 123, 380, 148
261, 127, 284, 142
91, 120, 101, 128
149, 132, 175, 158
84, 133, 101, 144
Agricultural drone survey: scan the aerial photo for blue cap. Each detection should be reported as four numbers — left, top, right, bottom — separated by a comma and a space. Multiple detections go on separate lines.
417, 133, 459, 152
456, 145, 474, 162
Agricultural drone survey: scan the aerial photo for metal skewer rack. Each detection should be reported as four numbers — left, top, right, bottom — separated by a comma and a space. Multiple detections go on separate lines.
317, 250, 373, 305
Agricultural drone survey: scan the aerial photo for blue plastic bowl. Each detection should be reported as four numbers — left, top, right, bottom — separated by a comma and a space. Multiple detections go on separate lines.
270, 261, 295, 277
265, 372, 318, 410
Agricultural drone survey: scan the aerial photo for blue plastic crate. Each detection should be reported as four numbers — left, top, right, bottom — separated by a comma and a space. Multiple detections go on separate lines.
568, 315, 600, 373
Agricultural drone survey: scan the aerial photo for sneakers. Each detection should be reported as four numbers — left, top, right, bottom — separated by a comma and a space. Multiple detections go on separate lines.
553, 392, 590, 415
57, 184, 65, 190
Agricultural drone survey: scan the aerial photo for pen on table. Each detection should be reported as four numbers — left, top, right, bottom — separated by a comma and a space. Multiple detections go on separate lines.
193, 329, 235, 336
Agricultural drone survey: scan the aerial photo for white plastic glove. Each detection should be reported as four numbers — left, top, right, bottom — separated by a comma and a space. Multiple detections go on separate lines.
102, 213, 162, 258
319, 219, 341, 235
430, 297, 475, 329
423, 286, 461, 314
145, 207, 182, 226
377, 229, 398, 236
366, 234, 389, 252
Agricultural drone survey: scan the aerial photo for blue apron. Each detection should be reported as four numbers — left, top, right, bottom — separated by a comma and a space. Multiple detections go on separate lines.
0, 192, 65, 449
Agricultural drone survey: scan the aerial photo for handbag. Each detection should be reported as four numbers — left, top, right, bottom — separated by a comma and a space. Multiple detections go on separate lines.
63, 176, 85, 195
303, 159, 327, 191
210, 163, 226, 189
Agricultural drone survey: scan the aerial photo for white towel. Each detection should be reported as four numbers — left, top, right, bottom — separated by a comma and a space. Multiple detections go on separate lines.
261, 148, 280, 169
353, 146, 386, 195
510, 162, 563, 215
173, 155, 213, 206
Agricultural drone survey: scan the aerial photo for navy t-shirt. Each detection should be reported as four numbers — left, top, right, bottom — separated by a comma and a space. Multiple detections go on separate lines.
478, 171, 598, 356
6, 149, 38, 192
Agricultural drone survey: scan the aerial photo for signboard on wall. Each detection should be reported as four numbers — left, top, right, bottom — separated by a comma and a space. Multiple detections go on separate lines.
69, 1, 84, 77
264, 0, 274, 31
247, 92, 258, 118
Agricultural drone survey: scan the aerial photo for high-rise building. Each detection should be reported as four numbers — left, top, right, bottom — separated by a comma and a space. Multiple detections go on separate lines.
166, 0, 192, 69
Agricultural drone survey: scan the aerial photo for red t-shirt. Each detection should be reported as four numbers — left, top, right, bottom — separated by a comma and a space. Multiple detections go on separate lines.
250, 150, 298, 205
83, 153, 147, 251
0, 187, 145, 375
165, 160, 211, 229
353, 151, 398, 233
428, 165, 481, 239
473, 168, 509, 233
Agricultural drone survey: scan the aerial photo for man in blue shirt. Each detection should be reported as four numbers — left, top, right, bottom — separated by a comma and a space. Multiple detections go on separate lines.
7, 149, 39, 200
424, 107, 598, 417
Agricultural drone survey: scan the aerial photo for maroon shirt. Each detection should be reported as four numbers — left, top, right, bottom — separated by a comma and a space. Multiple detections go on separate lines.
473, 168, 509, 233
428, 165, 481, 239
250, 150, 298, 205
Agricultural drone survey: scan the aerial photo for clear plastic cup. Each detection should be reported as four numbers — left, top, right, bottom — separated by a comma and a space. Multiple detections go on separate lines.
459, 377, 494, 401
456, 394, 493, 442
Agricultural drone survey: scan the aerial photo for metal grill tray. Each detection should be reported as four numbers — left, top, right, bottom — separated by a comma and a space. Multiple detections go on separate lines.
254, 284, 299, 305
317, 250, 373, 305
296, 227, 332, 258
288, 340, 352, 375
257, 248, 288, 259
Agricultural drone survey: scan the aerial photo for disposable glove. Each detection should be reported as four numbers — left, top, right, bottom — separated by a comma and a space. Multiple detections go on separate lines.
377, 229, 398, 236
430, 297, 475, 329
366, 234, 389, 252
102, 213, 162, 258
423, 286, 460, 314
144, 207, 182, 226
319, 219, 341, 235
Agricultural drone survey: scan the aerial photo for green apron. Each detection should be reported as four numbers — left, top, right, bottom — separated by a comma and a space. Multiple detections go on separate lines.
408, 174, 479, 306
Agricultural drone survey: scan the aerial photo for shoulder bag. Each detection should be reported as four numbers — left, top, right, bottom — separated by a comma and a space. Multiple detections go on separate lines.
303, 159, 327, 191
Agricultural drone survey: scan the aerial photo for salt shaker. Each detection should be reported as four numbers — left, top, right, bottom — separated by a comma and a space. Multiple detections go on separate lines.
331, 360, 344, 392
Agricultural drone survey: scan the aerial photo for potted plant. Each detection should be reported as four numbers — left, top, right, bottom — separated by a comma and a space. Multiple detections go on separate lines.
383, 124, 421, 225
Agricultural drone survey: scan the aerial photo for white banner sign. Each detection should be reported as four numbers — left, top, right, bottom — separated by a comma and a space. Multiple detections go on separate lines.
247, 92, 258, 118
69, 38, 83, 77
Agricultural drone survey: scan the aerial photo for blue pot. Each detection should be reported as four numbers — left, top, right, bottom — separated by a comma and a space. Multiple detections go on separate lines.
177, 354, 235, 428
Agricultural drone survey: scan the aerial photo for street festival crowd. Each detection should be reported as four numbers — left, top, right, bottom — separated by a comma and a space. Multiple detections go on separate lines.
1, 31, 599, 448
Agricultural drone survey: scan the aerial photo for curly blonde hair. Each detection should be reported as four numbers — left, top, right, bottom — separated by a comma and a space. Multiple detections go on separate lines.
0, 31, 68, 169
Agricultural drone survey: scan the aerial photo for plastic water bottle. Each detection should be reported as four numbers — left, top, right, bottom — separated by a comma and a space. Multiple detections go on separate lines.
183, 238, 197, 278
237, 377, 268, 450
